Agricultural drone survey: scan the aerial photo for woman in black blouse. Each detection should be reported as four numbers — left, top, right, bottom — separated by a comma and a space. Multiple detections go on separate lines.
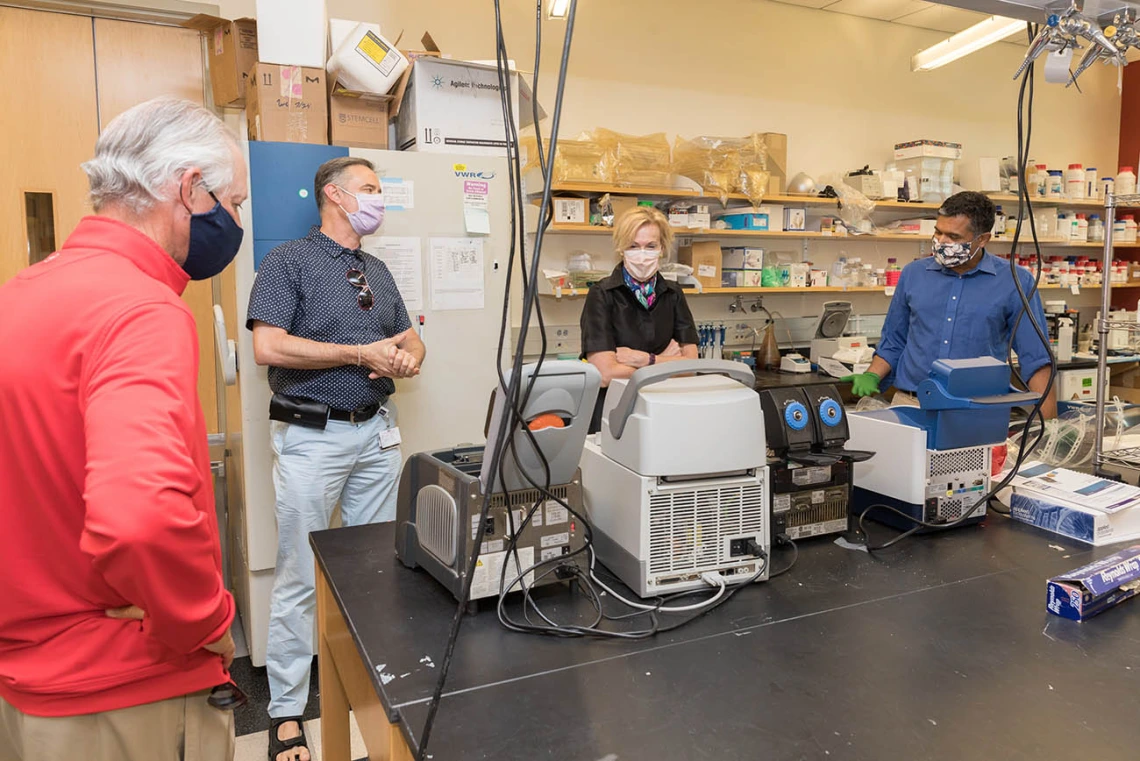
580, 206, 699, 433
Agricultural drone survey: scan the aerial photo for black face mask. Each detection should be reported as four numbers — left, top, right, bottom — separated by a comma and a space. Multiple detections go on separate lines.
182, 190, 244, 280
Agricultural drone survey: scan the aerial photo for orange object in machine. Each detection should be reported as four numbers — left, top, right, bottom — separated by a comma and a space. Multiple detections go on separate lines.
528, 413, 566, 431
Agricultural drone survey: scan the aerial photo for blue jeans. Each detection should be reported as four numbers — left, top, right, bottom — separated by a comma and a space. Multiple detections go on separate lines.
266, 408, 402, 718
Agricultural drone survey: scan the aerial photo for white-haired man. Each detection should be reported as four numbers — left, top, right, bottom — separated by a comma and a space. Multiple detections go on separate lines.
0, 97, 246, 761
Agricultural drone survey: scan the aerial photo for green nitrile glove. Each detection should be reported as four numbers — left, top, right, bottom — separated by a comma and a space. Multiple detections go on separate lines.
842, 372, 881, 397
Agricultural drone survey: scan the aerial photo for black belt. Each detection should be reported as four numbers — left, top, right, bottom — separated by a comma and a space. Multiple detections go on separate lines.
328, 403, 381, 424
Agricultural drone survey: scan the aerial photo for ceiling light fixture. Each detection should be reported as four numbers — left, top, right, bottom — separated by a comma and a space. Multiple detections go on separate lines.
912, 15, 1026, 72
549, 0, 571, 19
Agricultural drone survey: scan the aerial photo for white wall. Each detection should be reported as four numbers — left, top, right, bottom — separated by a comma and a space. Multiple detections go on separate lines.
221, 0, 1121, 176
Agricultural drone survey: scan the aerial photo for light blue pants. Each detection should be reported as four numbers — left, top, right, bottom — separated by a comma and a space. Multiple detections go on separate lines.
266, 409, 402, 718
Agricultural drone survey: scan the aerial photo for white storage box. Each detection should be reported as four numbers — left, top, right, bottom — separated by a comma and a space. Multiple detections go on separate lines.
256, 0, 327, 69
1010, 462, 1140, 546
894, 140, 963, 161
327, 24, 408, 96
394, 57, 542, 156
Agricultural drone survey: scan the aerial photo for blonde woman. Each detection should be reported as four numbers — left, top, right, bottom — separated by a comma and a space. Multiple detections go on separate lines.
580, 206, 699, 432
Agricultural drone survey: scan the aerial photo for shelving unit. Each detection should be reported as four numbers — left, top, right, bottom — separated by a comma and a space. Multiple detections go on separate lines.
1095, 193, 1140, 475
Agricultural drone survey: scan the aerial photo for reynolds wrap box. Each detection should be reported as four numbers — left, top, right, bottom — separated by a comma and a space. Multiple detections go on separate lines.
1046, 545, 1140, 621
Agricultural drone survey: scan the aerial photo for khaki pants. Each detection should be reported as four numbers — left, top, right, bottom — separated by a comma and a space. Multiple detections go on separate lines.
0, 689, 234, 761
892, 389, 921, 407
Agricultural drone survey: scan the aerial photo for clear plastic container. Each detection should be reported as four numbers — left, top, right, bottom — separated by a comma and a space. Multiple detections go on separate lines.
832, 255, 849, 287
874, 268, 886, 287
1117, 167, 1137, 197
1089, 214, 1105, 243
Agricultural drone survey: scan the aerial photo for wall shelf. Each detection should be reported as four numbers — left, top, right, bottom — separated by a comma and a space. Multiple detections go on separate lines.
985, 193, 1106, 211
533, 182, 942, 210
546, 223, 929, 242
540, 281, 1140, 299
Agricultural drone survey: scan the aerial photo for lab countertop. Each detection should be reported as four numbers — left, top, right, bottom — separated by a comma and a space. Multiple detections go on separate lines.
753, 368, 847, 390
311, 519, 1140, 761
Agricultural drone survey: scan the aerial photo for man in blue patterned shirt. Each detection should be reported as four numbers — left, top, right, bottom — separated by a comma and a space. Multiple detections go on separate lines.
845, 191, 1055, 418
246, 156, 425, 761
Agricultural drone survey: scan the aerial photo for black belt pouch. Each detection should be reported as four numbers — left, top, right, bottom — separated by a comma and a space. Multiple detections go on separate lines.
269, 393, 329, 430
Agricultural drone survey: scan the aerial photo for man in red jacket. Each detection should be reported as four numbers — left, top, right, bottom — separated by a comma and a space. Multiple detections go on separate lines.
0, 97, 246, 760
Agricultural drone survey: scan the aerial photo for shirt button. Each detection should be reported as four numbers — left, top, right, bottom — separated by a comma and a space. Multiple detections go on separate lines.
953, 296, 957, 300
944, 340, 949, 344
947, 317, 952, 321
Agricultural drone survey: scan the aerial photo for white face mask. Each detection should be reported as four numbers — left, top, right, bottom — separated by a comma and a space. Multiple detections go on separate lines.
623, 248, 661, 282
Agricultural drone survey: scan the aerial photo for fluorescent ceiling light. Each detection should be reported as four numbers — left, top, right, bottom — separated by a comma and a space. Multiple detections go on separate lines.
549, 0, 571, 19
912, 15, 1026, 72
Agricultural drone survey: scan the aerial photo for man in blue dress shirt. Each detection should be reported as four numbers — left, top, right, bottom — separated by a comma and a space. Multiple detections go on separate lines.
845, 191, 1055, 418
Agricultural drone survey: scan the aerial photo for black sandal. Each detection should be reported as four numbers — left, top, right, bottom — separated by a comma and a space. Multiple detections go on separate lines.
268, 716, 309, 761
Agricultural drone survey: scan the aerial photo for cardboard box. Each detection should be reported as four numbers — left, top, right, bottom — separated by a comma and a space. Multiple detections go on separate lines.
182, 15, 258, 107
247, 64, 328, 145
610, 196, 638, 225
328, 91, 390, 149
762, 133, 788, 194
1047, 545, 1140, 621
393, 56, 542, 156
722, 247, 764, 270
784, 208, 806, 231
553, 197, 587, 225
668, 209, 689, 228
678, 241, 722, 289
757, 204, 784, 232
1009, 462, 1140, 546
688, 204, 711, 230
255, 0, 327, 69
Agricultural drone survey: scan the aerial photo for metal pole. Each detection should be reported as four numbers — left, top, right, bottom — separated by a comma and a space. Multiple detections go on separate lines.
1095, 191, 1116, 471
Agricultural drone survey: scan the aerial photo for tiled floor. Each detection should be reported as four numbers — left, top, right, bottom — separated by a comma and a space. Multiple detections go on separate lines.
234, 716, 367, 761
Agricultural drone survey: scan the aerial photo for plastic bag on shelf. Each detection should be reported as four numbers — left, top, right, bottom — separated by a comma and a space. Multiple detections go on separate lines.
673, 133, 770, 206
854, 395, 890, 413
593, 128, 673, 187
820, 175, 876, 233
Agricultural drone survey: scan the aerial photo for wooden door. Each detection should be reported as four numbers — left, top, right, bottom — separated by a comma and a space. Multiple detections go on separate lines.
93, 19, 220, 432
0, 7, 98, 286
0, 9, 222, 433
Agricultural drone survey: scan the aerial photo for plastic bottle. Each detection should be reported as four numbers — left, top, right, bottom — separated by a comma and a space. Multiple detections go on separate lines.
1117, 167, 1137, 197
1067, 163, 1085, 198
1113, 218, 1128, 242
1058, 260, 1070, 286
1125, 214, 1138, 243
848, 257, 864, 286
1090, 214, 1105, 242
1034, 164, 1049, 197
1086, 167, 1099, 199
863, 263, 874, 287
1075, 213, 1089, 243
1103, 176, 1115, 200
993, 206, 1006, 238
886, 258, 901, 286
874, 268, 886, 287
1057, 318, 1074, 362
1047, 170, 1065, 198
1056, 213, 1070, 241
832, 255, 849, 287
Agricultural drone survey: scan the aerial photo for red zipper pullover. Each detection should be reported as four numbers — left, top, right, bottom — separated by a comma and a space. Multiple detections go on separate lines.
0, 216, 234, 716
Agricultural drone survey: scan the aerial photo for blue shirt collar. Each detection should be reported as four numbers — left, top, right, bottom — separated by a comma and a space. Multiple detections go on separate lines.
925, 249, 997, 277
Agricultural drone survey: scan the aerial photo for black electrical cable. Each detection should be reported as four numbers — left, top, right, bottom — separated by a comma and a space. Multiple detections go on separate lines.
414, 3, 577, 756
767, 535, 799, 578
857, 23, 1054, 551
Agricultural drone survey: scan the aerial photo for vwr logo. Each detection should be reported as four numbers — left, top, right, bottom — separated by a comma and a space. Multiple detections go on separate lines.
452, 164, 496, 180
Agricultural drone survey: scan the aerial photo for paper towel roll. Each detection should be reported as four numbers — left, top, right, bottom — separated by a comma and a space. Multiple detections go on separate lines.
1044, 48, 1075, 84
